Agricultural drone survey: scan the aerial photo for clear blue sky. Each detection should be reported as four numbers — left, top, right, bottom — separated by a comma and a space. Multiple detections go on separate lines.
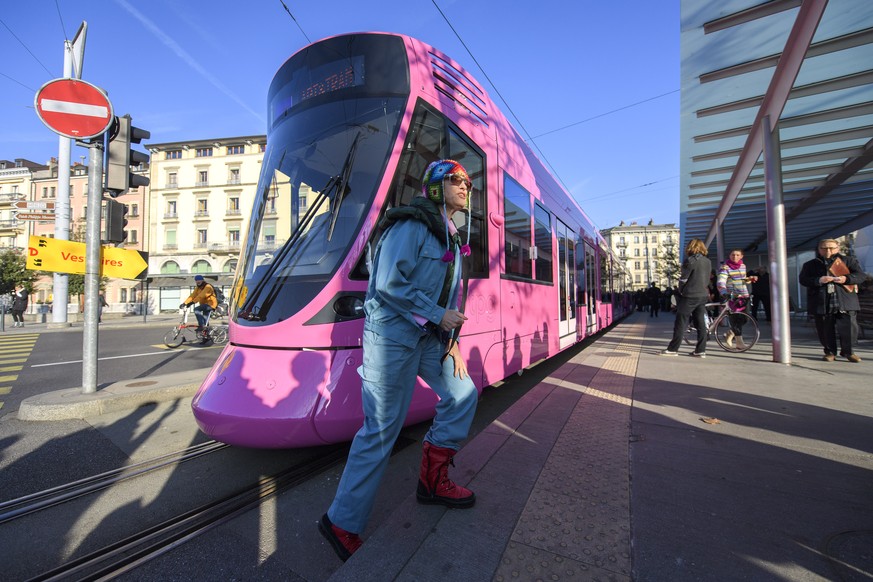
1, 0, 679, 231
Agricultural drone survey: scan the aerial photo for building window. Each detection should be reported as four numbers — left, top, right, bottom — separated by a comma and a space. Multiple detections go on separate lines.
166, 150, 182, 159
634, 248, 640, 256
192, 259, 211, 273
652, 234, 658, 243
50, 186, 56, 197
197, 229, 208, 245
635, 274, 641, 283
197, 199, 208, 216
165, 200, 177, 218
634, 235, 639, 243
635, 261, 641, 269
227, 145, 244, 155
120, 288, 128, 303
161, 260, 181, 274
229, 229, 240, 246
128, 230, 138, 243
195, 147, 213, 157
42, 187, 48, 198
228, 197, 240, 214
165, 229, 177, 250
130, 203, 139, 217
167, 172, 178, 188
228, 168, 240, 184
259, 143, 266, 153
197, 170, 208, 186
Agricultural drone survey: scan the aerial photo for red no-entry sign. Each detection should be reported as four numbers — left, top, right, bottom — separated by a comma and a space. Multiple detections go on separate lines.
34, 78, 114, 139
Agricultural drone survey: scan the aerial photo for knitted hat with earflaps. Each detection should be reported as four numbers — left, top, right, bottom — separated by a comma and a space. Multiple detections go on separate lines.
421, 159, 472, 262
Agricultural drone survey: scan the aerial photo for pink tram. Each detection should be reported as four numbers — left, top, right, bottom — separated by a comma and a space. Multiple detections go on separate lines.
192, 33, 632, 448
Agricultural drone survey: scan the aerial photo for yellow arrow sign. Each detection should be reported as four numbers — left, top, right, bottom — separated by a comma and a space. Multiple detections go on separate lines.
26, 235, 149, 280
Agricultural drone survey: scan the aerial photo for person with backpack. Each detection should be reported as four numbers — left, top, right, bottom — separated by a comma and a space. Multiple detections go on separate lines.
319, 159, 478, 562
180, 275, 217, 333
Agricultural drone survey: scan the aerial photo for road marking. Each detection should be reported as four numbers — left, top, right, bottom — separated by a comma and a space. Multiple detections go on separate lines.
0, 365, 23, 373
0, 387, 10, 395
30, 345, 221, 368
0, 358, 29, 364
0, 375, 18, 383
0, 334, 39, 410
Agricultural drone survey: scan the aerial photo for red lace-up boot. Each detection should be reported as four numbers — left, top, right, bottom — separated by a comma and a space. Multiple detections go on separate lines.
318, 513, 362, 562
416, 441, 475, 508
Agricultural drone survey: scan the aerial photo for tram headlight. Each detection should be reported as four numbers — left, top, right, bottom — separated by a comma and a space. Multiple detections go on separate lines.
334, 295, 364, 317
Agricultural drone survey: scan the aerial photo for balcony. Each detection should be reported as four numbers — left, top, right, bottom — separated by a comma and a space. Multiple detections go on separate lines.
163, 212, 179, 221
0, 193, 24, 203
193, 210, 210, 221
208, 242, 242, 254
163, 244, 178, 251
0, 219, 22, 230
166, 181, 179, 189
194, 181, 209, 187
227, 178, 241, 185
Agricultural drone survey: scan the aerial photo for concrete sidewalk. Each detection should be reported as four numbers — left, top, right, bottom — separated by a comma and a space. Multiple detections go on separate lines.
331, 312, 872, 581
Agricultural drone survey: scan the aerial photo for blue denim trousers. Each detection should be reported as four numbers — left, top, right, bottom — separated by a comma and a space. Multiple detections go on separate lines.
193, 304, 212, 327
327, 328, 478, 534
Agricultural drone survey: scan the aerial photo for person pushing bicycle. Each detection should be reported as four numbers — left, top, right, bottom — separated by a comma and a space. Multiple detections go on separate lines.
180, 275, 217, 337
717, 249, 756, 349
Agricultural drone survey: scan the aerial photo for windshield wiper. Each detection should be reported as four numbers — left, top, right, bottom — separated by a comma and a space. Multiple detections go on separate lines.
327, 131, 361, 241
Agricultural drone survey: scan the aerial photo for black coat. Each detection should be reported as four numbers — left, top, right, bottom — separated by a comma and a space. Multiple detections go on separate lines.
798, 253, 865, 314
11, 290, 28, 311
678, 253, 711, 298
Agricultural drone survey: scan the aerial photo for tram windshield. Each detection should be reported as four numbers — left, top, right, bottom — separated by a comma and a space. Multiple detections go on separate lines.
235, 34, 409, 325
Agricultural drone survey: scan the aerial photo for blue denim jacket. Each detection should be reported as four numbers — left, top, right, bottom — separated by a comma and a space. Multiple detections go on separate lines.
363, 218, 461, 349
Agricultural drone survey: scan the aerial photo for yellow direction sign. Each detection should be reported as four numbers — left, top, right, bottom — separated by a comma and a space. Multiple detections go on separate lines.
26, 235, 149, 280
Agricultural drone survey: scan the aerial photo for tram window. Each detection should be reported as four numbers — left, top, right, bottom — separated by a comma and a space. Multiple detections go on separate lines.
503, 175, 532, 279
448, 130, 487, 278
534, 202, 553, 283
350, 99, 488, 279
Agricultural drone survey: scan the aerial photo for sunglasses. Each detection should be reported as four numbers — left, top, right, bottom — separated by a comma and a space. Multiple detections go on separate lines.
446, 175, 472, 189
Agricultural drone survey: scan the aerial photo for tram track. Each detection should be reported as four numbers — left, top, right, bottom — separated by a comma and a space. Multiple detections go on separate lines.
0, 440, 228, 526
25, 445, 351, 582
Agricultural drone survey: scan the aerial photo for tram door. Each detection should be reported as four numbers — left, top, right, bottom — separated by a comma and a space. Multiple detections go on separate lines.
583, 241, 597, 334
557, 220, 576, 345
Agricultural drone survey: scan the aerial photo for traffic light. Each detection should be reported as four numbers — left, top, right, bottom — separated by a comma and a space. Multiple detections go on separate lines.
104, 199, 129, 243
106, 114, 150, 196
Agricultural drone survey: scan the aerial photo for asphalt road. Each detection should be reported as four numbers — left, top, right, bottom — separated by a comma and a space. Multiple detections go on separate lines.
0, 324, 223, 416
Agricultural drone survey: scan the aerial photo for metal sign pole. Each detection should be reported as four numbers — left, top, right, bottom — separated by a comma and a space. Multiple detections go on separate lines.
82, 140, 104, 393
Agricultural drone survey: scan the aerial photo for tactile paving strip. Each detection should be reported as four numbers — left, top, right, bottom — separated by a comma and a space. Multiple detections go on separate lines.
494, 322, 643, 581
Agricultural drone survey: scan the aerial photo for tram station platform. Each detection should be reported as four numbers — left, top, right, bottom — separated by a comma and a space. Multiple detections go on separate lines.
333, 311, 872, 581
6, 311, 873, 580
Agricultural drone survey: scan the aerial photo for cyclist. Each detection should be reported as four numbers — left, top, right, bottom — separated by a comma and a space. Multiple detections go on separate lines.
180, 275, 217, 337
717, 249, 757, 349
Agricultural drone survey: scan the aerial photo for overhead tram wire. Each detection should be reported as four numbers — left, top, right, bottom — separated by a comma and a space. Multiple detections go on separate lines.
427, 1, 577, 194
526, 89, 680, 141
54, 0, 69, 41
0, 17, 54, 77
278, 0, 311, 44
0, 70, 36, 93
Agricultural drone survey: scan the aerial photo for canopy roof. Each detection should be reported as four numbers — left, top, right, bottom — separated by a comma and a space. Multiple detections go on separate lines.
680, 0, 873, 254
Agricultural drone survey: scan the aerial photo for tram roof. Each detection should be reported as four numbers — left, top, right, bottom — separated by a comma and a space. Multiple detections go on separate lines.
680, 0, 873, 254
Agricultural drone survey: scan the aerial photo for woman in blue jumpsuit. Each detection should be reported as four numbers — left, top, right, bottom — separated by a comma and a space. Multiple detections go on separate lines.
320, 160, 479, 561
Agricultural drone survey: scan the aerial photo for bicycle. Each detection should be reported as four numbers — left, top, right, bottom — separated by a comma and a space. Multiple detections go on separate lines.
683, 295, 759, 352
163, 306, 228, 348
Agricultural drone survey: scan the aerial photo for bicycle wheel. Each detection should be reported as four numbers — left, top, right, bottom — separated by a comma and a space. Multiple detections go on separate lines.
683, 323, 698, 346
163, 327, 184, 348
714, 312, 759, 352
210, 327, 228, 344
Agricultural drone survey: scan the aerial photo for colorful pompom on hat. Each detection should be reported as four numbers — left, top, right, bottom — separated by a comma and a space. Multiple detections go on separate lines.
422, 159, 470, 205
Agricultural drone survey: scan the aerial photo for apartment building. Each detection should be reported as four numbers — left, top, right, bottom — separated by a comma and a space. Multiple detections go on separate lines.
0, 158, 46, 252
146, 136, 266, 310
601, 219, 679, 290
27, 159, 149, 310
